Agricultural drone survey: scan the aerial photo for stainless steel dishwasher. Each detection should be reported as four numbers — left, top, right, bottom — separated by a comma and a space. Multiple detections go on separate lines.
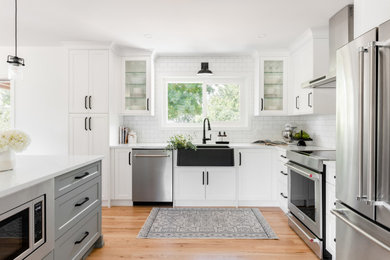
132, 149, 173, 203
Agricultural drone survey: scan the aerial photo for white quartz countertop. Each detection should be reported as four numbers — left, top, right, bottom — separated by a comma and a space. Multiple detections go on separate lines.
110, 143, 333, 151
0, 155, 103, 198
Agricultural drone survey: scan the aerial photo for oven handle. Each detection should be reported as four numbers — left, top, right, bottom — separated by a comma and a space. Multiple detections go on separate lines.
285, 162, 320, 181
287, 213, 320, 245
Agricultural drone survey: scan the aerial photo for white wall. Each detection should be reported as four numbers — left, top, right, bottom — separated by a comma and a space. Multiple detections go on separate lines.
0, 47, 68, 155
122, 56, 336, 148
354, 0, 390, 37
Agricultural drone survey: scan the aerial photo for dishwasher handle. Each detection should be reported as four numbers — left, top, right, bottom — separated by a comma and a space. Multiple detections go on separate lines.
134, 154, 171, 158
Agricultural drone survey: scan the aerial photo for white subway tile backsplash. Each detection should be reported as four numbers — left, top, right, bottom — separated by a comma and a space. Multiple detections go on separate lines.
122, 56, 336, 149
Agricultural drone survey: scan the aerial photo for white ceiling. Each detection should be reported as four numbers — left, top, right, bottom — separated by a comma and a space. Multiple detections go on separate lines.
0, 0, 353, 54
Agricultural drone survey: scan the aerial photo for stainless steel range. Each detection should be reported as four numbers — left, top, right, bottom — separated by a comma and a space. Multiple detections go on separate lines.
286, 150, 336, 259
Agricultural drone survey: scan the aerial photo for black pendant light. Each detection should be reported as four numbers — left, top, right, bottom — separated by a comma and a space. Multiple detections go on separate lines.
7, 0, 25, 68
197, 62, 213, 76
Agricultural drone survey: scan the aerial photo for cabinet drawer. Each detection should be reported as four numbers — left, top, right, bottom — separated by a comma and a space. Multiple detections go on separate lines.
55, 162, 100, 198
55, 177, 100, 239
326, 212, 336, 255
55, 208, 100, 260
326, 183, 336, 215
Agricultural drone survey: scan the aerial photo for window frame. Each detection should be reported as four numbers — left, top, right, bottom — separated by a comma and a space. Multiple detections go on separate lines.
162, 76, 248, 129
0, 76, 14, 130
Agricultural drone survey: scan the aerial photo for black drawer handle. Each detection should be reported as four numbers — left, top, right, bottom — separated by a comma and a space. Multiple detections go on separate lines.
74, 172, 89, 180
75, 197, 90, 207
280, 155, 287, 159
239, 152, 242, 166
74, 231, 89, 245
280, 193, 288, 199
280, 171, 288, 176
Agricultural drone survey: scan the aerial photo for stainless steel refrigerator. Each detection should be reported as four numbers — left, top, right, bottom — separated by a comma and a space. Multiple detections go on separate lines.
334, 19, 390, 259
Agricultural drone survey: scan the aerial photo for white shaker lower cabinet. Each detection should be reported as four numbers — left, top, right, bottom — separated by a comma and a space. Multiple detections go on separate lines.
69, 114, 109, 202
325, 161, 337, 257
112, 148, 132, 204
174, 167, 236, 206
276, 149, 289, 213
237, 149, 276, 206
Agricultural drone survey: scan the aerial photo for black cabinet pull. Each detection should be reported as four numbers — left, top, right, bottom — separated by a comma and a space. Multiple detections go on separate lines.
280, 171, 288, 176
75, 197, 90, 207
308, 92, 313, 108
280, 193, 288, 199
261, 98, 264, 111
89, 117, 92, 131
74, 231, 89, 245
146, 98, 150, 111
89, 96, 92, 109
280, 155, 287, 159
75, 172, 89, 180
206, 171, 209, 185
84, 117, 88, 131
295, 96, 299, 109
129, 152, 131, 165
85, 96, 88, 109
202, 171, 205, 185
239, 152, 242, 166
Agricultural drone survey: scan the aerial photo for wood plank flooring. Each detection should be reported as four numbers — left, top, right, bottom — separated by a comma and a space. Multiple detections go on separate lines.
88, 206, 317, 260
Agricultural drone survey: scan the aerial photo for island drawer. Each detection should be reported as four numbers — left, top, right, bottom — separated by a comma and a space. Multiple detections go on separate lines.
55, 162, 100, 198
55, 176, 100, 239
54, 207, 100, 260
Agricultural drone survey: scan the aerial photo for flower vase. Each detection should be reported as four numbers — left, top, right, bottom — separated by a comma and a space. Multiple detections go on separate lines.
0, 150, 15, 172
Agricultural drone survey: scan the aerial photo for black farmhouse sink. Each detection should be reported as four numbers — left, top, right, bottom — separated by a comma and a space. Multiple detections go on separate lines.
177, 145, 234, 166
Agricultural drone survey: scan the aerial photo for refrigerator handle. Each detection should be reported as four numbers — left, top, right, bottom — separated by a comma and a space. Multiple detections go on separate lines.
366, 41, 377, 204
357, 47, 367, 201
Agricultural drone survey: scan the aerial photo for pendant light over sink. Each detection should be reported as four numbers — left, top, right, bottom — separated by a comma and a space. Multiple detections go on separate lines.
7, 0, 25, 80
197, 62, 213, 76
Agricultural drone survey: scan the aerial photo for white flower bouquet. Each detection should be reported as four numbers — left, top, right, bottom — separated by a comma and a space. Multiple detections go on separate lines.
0, 130, 31, 152
0, 130, 30, 171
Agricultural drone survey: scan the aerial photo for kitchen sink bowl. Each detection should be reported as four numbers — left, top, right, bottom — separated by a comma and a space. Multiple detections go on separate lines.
177, 145, 234, 166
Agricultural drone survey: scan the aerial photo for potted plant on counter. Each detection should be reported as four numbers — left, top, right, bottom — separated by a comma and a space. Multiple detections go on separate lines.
166, 134, 197, 151
0, 130, 30, 172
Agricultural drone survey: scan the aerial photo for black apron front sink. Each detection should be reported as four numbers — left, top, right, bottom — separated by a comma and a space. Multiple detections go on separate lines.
177, 147, 234, 166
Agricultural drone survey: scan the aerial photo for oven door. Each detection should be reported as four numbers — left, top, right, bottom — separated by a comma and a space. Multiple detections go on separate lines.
287, 162, 322, 238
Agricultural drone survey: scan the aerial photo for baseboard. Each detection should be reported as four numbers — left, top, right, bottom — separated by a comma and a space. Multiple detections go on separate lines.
174, 200, 238, 207
102, 200, 133, 207
238, 200, 279, 207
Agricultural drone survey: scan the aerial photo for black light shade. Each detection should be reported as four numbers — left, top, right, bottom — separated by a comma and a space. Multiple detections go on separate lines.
197, 62, 213, 75
7, 55, 24, 66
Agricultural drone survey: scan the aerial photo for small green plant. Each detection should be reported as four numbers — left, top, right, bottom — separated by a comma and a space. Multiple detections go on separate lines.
166, 135, 197, 150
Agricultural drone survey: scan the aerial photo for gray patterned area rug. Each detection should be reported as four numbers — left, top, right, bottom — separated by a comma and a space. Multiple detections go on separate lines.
137, 208, 278, 239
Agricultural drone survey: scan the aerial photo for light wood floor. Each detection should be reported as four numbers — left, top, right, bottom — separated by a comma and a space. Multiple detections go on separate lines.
88, 206, 317, 260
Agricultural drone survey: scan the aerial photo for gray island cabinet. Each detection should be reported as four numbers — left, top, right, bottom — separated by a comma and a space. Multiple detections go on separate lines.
53, 161, 104, 260
0, 155, 104, 260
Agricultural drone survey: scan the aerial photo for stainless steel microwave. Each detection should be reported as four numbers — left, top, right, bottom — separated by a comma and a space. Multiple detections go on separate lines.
0, 195, 46, 260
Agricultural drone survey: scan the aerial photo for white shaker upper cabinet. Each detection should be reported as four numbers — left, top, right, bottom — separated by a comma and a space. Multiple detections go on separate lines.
257, 57, 289, 116
122, 56, 154, 116
69, 50, 109, 114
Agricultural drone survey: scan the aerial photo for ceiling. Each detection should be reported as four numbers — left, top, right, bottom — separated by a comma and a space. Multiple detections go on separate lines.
0, 0, 353, 54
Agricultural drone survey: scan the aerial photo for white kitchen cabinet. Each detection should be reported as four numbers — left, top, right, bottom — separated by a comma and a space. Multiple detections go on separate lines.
257, 57, 289, 116
175, 167, 206, 201
174, 167, 236, 205
113, 148, 132, 201
289, 29, 336, 115
325, 161, 337, 257
69, 114, 109, 201
205, 167, 236, 201
122, 56, 153, 115
69, 50, 109, 114
238, 149, 276, 206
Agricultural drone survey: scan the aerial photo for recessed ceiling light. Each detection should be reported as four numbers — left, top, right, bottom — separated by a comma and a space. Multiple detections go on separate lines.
144, 34, 152, 39
257, 34, 267, 39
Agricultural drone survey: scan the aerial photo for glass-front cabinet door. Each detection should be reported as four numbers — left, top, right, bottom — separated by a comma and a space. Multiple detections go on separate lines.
258, 57, 288, 115
122, 56, 153, 115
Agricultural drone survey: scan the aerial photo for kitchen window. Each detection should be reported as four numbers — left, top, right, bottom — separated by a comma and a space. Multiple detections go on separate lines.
163, 78, 248, 128
0, 80, 12, 131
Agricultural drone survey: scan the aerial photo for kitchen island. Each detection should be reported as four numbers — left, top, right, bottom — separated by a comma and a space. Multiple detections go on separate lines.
0, 155, 104, 260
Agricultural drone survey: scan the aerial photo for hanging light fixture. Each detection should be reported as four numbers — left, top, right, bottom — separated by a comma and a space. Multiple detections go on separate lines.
197, 62, 213, 76
7, 0, 25, 80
